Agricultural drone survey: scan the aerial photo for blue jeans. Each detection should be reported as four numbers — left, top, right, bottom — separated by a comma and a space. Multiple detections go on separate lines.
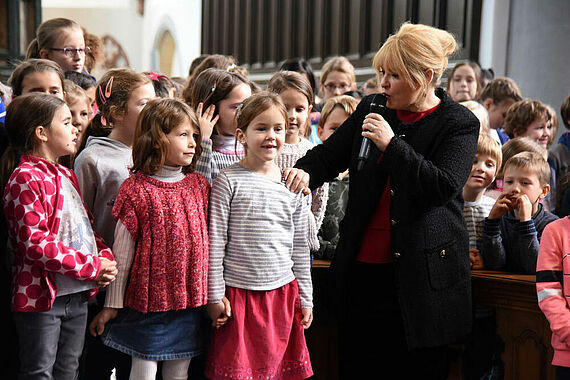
13, 292, 88, 380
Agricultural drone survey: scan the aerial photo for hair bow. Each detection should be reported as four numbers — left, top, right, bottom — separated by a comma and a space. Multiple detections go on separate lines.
146, 71, 167, 82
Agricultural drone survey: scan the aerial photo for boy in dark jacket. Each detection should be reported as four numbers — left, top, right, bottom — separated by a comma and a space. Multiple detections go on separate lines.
481, 151, 558, 273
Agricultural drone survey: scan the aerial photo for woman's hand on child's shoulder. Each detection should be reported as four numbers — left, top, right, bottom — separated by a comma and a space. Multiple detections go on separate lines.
196, 102, 219, 139
89, 307, 118, 337
283, 168, 311, 195
206, 297, 232, 329
300, 308, 313, 330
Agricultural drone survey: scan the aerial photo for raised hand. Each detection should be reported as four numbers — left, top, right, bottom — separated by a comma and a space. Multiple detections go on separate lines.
196, 102, 219, 139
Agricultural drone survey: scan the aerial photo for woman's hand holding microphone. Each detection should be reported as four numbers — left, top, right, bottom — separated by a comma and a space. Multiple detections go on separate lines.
361, 112, 395, 152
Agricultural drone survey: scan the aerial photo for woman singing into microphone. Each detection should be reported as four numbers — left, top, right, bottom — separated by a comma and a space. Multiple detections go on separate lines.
288, 23, 480, 379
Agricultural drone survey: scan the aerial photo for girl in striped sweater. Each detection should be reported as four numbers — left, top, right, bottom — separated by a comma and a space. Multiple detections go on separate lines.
206, 91, 313, 380
536, 215, 570, 378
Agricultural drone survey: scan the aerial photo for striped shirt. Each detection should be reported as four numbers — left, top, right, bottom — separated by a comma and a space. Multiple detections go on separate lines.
195, 137, 243, 184
208, 163, 313, 309
463, 195, 495, 250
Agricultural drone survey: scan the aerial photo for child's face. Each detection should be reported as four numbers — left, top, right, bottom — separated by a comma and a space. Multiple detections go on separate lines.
41, 27, 86, 72
363, 83, 378, 96
40, 105, 78, 160
514, 116, 553, 149
85, 86, 96, 110
237, 105, 285, 164
502, 165, 549, 215
485, 98, 514, 130
68, 100, 90, 146
20, 71, 64, 99
118, 83, 155, 133
318, 106, 349, 142
164, 119, 200, 167
464, 153, 498, 192
321, 71, 354, 101
448, 65, 478, 102
216, 83, 252, 136
279, 88, 311, 144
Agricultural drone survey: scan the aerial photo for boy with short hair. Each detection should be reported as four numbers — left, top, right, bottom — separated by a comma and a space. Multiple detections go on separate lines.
463, 133, 502, 269
481, 151, 558, 274
314, 95, 359, 259
503, 99, 555, 150
479, 77, 523, 145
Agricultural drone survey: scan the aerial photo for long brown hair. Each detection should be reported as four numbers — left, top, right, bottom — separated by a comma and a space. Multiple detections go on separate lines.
267, 71, 314, 138
76, 68, 152, 154
0, 93, 67, 190
131, 98, 202, 175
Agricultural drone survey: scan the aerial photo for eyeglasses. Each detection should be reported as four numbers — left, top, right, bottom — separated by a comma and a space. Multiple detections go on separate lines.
49, 47, 91, 57
324, 83, 351, 92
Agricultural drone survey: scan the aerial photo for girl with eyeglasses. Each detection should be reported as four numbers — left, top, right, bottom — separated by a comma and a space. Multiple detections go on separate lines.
26, 17, 89, 74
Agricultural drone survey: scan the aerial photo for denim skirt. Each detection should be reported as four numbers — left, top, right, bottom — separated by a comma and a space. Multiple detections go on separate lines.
101, 306, 207, 361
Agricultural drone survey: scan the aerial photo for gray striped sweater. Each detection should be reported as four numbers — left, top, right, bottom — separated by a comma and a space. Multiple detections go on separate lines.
208, 163, 313, 309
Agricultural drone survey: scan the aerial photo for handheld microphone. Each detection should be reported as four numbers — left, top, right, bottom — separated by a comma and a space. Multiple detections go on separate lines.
357, 95, 387, 170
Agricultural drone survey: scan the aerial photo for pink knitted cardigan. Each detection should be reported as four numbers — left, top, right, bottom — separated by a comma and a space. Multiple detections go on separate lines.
112, 171, 210, 313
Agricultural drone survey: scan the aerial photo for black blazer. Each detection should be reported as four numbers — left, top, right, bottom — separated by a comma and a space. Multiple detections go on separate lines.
295, 88, 480, 349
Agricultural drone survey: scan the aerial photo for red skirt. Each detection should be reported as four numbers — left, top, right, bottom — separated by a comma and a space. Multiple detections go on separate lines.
205, 280, 313, 380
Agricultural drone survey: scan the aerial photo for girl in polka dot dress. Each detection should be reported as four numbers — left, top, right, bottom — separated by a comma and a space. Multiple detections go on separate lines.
1, 93, 118, 379
88, 98, 210, 380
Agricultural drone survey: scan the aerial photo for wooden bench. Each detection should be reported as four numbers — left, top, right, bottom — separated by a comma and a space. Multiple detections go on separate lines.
306, 261, 555, 380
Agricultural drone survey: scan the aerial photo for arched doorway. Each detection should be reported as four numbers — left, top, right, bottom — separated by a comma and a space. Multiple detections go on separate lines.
156, 29, 176, 76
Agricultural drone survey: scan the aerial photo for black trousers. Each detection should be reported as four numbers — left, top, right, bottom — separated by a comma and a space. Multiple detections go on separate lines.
338, 261, 449, 380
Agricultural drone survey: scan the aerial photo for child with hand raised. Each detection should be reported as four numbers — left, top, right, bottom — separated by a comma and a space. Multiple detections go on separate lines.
187, 68, 255, 183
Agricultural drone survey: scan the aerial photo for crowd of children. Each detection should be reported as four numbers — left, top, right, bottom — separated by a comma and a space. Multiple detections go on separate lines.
0, 16, 569, 380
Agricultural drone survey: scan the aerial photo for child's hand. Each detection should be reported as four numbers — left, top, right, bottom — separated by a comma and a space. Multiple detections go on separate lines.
513, 194, 533, 222
300, 308, 313, 329
196, 102, 218, 139
89, 307, 118, 337
469, 249, 484, 269
96, 258, 118, 287
206, 297, 232, 329
488, 193, 515, 219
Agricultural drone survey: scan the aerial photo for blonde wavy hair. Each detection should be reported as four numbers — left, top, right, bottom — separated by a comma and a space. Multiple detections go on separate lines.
372, 23, 457, 94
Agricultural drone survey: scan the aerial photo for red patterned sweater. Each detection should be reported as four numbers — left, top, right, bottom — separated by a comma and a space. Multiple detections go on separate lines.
3, 155, 113, 312
112, 171, 210, 313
